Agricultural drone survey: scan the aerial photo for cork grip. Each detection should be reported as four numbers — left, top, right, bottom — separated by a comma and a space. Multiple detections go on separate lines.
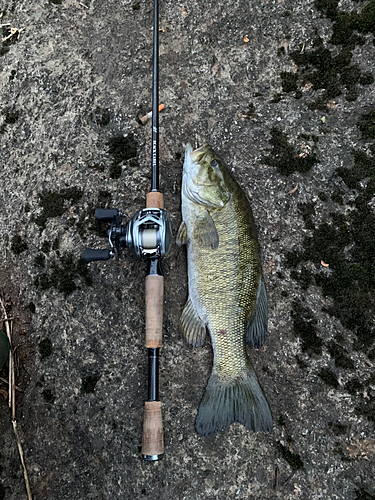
146, 191, 164, 209
145, 275, 164, 348
142, 401, 164, 456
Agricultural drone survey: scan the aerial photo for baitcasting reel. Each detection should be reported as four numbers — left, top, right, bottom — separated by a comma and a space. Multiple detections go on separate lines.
82, 207, 173, 263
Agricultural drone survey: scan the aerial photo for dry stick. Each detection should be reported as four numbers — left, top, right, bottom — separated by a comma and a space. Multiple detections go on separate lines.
0, 297, 33, 500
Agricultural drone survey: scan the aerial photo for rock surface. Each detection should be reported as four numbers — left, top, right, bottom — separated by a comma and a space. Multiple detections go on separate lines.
0, 0, 375, 498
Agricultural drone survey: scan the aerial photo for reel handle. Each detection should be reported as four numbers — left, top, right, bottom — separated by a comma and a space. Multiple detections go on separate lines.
82, 248, 112, 262
95, 208, 120, 222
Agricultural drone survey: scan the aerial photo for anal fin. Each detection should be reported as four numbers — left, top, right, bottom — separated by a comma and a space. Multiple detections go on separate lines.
180, 298, 206, 347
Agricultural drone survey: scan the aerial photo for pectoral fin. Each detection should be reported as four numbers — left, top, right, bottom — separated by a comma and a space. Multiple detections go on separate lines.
180, 298, 206, 347
176, 221, 188, 246
193, 211, 219, 249
246, 278, 268, 348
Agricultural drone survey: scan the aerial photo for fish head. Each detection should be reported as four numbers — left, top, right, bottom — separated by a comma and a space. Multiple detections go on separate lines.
183, 143, 231, 209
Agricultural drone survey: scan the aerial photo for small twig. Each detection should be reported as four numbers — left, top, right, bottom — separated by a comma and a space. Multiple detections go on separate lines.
0, 296, 33, 500
0, 376, 23, 392
13, 421, 33, 500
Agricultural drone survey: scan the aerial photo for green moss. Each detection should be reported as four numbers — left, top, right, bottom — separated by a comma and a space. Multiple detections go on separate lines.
41, 241, 51, 253
34, 253, 45, 267
286, 148, 375, 355
280, 71, 298, 93
81, 374, 100, 394
11, 234, 27, 255
27, 302, 36, 314
317, 367, 339, 388
107, 134, 138, 179
34, 187, 83, 229
354, 487, 375, 500
357, 109, 375, 139
271, 93, 282, 103
278, 443, 304, 471
344, 377, 363, 394
39, 338, 52, 359
328, 421, 349, 435
291, 301, 323, 356
285, 0, 375, 108
327, 341, 355, 369
264, 127, 318, 175
34, 254, 92, 295
42, 388, 55, 404
298, 202, 316, 230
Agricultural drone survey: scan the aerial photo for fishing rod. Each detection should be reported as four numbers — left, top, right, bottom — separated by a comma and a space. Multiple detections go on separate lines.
83, 0, 172, 461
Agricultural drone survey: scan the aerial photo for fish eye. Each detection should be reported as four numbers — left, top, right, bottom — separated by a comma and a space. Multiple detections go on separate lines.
211, 160, 218, 168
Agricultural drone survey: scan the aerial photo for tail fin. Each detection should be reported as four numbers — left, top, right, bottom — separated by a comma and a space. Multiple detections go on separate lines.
195, 367, 273, 435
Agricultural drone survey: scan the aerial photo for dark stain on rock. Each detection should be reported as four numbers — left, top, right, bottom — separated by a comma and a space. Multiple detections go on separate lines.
328, 421, 349, 436
286, 144, 375, 353
107, 134, 138, 179
291, 301, 323, 356
317, 367, 339, 388
280, 71, 298, 93
354, 487, 375, 500
264, 127, 318, 175
11, 234, 27, 255
278, 442, 304, 472
39, 338, 52, 359
297, 202, 316, 230
34, 253, 46, 267
42, 388, 55, 404
34, 254, 92, 295
34, 187, 83, 229
327, 341, 355, 369
89, 106, 110, 127
81, 374, 100, 394
357, 109, 375, 140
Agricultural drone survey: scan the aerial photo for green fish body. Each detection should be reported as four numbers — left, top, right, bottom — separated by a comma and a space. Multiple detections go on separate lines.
177, 143, 272, 435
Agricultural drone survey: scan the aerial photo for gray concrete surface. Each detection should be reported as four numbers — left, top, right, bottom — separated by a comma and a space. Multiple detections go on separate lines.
0, 0, 374, 498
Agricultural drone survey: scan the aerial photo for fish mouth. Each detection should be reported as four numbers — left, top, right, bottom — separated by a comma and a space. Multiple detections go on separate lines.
189, 143, 212, 164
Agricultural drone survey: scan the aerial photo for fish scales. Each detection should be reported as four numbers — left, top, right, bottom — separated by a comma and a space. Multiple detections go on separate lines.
177, 143, 273, 435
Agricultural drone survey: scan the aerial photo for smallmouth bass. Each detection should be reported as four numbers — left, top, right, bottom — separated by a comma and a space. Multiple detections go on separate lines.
177, 143, 272, 435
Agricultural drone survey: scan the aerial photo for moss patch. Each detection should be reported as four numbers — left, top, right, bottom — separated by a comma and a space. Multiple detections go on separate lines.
291, 301, 323, 356
264, 127, 318, 175
34, 254, 92, 295
354, 488, 375, 500
11, 234, 27, 255
278, 443, 304, 472
42, 388, 55, 404
34, 187, 83, 229
286, 146, 375, 355
281, 0, 375, 108
317, 367, 339, 388
81, 374, 100, 394
39, 338, 52, 359
107, 134, 138, 179
357, 109, 375, 139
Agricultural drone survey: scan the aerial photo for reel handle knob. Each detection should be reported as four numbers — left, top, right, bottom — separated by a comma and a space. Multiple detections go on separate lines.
95, 208, 120, 222
82, 248, 112, 263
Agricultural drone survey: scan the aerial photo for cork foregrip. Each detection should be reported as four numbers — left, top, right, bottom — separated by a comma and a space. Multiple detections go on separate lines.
142, 401, 164, 456
146, 191, 164, 209
145, 275, 164, 348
